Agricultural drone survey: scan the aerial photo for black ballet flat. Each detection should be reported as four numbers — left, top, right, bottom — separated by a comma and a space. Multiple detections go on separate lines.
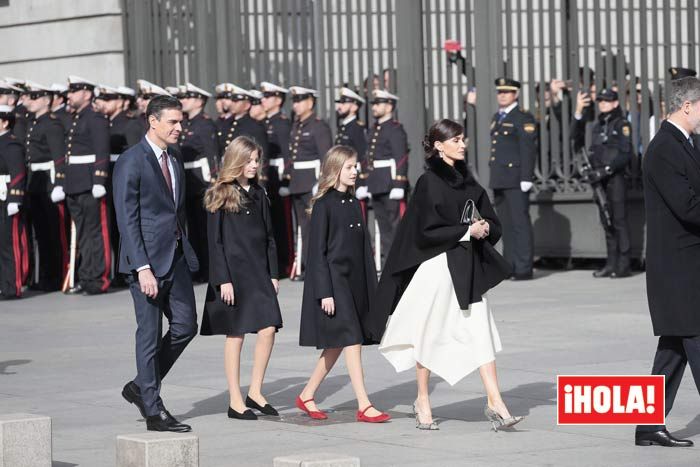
228, 406, 258, 420
246, 396, 279, 416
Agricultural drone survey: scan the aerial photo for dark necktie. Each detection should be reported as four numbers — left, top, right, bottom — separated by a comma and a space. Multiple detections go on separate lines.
498, 110, 507, 124
689, 136, 695, 148
160, 151, 173, 197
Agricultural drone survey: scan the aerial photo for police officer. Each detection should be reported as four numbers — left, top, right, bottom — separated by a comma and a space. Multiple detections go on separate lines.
178, 82, 218, 282
364, 89, 408, 268
214, 83, 268, 159
49, 83, 72, 134
59, 76, 112, 295
24, 82, 68, 291
572, 88, 633, 278
260, 81, 293, 277
489, 78, 537, 280
286, 86, 333, 280
0, 105, 28, 298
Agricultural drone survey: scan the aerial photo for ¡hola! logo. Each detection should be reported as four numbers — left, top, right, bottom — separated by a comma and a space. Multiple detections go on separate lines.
557, 375, 665, 425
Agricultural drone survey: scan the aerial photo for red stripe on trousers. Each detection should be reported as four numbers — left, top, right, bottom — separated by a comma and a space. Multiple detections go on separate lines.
11, 215, 22, 297
20, 221, 29, 283
99, 197, 111, 291
57, 203, 69, 275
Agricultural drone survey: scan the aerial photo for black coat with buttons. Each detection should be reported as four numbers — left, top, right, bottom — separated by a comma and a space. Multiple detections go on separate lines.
363, 119, 409, 194
25, 113, 65, 193
299, 188, 379, 348
179, 112, 218, 197
286, 113, 333, 195
488, 106, 538, 190
335, 117, 367, 160
217, 114, 269, 161
109, 111, 142, 160
60, 106, 110, 195
0, 131, 26, 204
200, 181, 282, 335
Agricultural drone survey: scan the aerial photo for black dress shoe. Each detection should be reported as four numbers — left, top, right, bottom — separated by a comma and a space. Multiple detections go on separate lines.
290, 273, 305, 282
635, 429, 693, 447
228, 406, 258, 420
592, 267, 614, 278
511, 272, 533, 281
611, 269, 631, 278
146, 411, 192, 432
245, 396, 279, 416
122, 381, 147, 418
66, 284, 86, 295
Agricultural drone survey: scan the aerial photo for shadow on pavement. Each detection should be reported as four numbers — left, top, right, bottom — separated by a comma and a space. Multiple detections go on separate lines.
0, 359, 31, 375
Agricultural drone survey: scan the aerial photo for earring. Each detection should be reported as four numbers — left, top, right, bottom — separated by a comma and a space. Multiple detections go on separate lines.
438, 151, 445, 159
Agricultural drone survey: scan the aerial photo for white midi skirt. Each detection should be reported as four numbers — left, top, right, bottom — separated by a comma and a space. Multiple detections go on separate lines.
378, 252, 502, 386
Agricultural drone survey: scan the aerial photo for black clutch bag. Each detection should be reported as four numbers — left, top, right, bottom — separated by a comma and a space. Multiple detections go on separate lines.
460, 199, 482, 225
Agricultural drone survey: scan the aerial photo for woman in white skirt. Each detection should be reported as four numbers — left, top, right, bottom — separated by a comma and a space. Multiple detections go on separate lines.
364, 119, 522, 431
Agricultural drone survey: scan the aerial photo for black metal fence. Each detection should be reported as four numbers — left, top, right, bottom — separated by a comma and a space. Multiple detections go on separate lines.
121, 0, 700, 258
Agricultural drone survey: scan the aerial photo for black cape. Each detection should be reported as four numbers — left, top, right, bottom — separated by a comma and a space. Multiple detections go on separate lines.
364, 157, 512, 341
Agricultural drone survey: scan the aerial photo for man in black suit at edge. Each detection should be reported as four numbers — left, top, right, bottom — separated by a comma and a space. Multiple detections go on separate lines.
113, 95, 199, 432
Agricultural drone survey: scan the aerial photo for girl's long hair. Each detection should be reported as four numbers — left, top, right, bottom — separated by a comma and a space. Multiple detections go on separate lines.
308, 145, 357, 214
204, 136, 262, 213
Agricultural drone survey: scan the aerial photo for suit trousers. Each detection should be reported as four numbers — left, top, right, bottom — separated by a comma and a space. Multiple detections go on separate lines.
372, 194, 401, 269
493, 188, 533, 276
129, 249, 197, 417
66, 192, 111, 293
636, 335, 700, 433
291, 192, 312, 272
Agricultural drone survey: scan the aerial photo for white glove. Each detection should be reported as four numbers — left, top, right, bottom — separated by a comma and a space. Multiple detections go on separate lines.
50, 186, 65, 203
7, 203, 19, 216
520, 181, 533, 192
312, 183, 319, 196
355, 186, 371, 200
278, 186, 290, 197
389, 188, 405, 200
91, 184, 107, 199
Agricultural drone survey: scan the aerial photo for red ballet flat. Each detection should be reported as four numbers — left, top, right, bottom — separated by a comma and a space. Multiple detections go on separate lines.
356, 405, 391, 423
295, 396, 328, 420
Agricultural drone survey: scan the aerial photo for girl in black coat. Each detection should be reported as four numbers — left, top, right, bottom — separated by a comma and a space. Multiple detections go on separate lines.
200, 136, 283, 420
366, 119, 522, 431
296, 146, 390, 423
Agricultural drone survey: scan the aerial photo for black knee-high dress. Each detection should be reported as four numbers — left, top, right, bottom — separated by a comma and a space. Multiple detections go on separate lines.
299, 188, 378, 349
200, 181, 283, 335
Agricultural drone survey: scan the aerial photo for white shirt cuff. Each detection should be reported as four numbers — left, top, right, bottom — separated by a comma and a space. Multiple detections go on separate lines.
574, 113, 583, 120
136, 265, 151, 272
460, 226, 471, 242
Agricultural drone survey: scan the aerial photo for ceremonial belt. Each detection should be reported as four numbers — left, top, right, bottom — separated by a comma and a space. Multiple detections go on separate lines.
268, 157, 285, 179
373, 159, 397, 179
0, 174, 10, 201
30, 160, 56, 184
183, 157, 212, 182
293, 159, 321, 178
68, 154, 96, 165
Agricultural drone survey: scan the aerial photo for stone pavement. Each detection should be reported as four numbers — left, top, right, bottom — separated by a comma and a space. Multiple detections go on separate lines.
1, 269, 699, 467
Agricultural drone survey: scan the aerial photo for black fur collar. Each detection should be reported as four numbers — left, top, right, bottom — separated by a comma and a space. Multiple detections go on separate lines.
425, 156, 474, 188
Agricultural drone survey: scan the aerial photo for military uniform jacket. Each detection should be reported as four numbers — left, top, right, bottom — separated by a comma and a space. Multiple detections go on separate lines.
264, 112, 291, 186
364, 119, 409, 194
52, 105, 73, 135
0, 131, 26, 204
12, 105, 30, 145
286, 113, 333, 195
59, 106, 110, 195
25, 112, 65, 193
488, 107, 538, 190
572, 107, 632, 173
179, 112, 218, 197
217, 114, 269, 160
109, 111, 143, 161
335, 117, 367, 162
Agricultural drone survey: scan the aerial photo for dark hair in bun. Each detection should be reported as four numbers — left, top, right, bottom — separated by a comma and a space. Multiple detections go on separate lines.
423, 119, 464, 159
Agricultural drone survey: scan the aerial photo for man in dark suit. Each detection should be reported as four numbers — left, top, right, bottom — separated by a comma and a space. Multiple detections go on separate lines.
635, 76, 700, 448
113, 95, 199, 432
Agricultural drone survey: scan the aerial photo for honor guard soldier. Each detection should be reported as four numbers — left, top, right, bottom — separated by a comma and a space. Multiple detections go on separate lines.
4, 78, 30, 144
214, 83, 233, 142
135, 80, 170, 136
286, 85, 333, 280
248, 90, 267, 122
365, 89, 409, 269
260, 81, 294, 276
214, 83, 268, 159
49, 83, 72, 134
0, 105, 28, 298
335, 86, 368, 164
24, 82, 68, 291
178, 82, 218, 282
489, 77, 537, 280
59, 75, 112, 294
0, 81, 26, 144
572, 88, 633, 278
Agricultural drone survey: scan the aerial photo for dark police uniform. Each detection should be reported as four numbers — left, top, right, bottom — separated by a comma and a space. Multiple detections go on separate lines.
285, 111, 333, 276
572, 93, 633, 277
364, 116, 409, 267
179, 111, 218, 282
489, 78, 537, 279
60, 99, 112, 294
25, 111, 68, 290
0, 128, 28, 298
